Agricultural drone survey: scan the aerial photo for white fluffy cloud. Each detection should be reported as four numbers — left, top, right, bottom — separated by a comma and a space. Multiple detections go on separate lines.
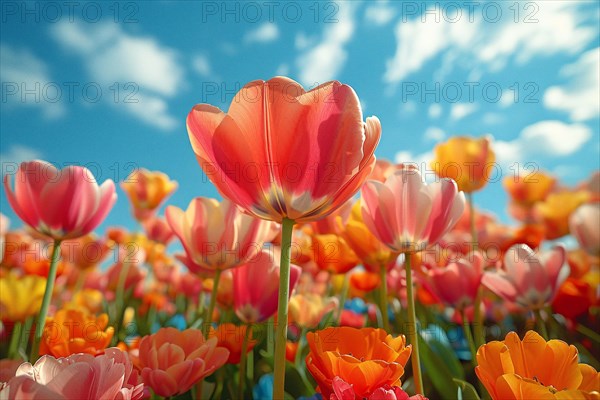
0, 145, 43, 166
1, 44, 65, 119
544, 48, 600, 121
385, 2, 596, 83
296, 1, 356, 87
450, 103, 478, 121
51, 21, 182, 130
365, 0, 396, 26
428, 104, 442, 119
192, 55, 212, 77
244, 23, 279, 44
424, 127, 445, 142
494, 120, 592, 167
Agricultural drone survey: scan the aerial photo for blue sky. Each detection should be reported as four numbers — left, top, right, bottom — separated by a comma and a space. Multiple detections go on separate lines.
1, 0, 599, 234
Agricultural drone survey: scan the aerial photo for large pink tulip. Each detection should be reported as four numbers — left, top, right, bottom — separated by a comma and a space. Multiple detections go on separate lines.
4, 161, 116, 240
360, 165, 466, 253
424, 252, 484, 310
233, 249, 301, 323
0, 348, 144, 399
569, 203, 600, 255
186, 77, 380, 223
166, 197, 276, 272
482, 244, 569, 310
137, 327, 229, 397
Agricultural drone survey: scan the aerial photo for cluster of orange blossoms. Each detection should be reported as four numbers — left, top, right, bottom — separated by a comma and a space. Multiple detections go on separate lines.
0, 77, 598, 400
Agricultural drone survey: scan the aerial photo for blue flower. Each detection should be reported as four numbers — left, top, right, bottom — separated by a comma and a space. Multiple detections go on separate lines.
253, 374, 274, 400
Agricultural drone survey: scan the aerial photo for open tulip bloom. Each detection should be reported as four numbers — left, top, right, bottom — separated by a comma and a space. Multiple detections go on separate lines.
187, 76, 380, 398
2, 75, 600, 400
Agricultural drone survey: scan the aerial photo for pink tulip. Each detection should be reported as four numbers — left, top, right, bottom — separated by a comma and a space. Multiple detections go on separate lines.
0, 213, 8, 264
569, 203, 600, 255
424, 252, 484, 310
186, 77, 380, 223
0, 348, 144, 399
137, 327, 229, 397
482, 244, 569, 310
233, 249, 301, 323
3, 161, 116, 240
360, 165, 466, 253
142, 216, 174, 245
166, 197, 276, 272
331, 376, 428, 400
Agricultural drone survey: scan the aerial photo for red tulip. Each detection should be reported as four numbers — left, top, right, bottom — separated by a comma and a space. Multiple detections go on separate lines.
4, 161, 116, 240
186, 77, 380, 223
233, 249, 301, 323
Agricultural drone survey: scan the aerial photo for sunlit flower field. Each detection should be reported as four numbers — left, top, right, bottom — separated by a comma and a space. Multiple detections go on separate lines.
1, 0, 600, 397
0, 75, 598, 400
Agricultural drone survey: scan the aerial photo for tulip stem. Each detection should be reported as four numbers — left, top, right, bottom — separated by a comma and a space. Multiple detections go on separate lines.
8, 321, 22, 359
461, 309, 477, 368
203, 268, 222, 338
336, 274, 350, 325
404, 254, 424, 395
379, 264, 390, 332
273, 217, 295, 400
295, 327, 307, 367
468, 193, 485, 348
535, 309, 548, 340
31, 239, 61, 362
238, 324, 251, 400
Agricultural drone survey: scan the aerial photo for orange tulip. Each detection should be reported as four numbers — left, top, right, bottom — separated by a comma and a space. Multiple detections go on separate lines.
209, 323, 257, 364
350, 270, 380, 292
61, 234, 110, 270
306, 327, 412, 398
431, 136, 495, 193
339, 201, 398, 272
552, 277, 595, 319
504, 170, 556, 206
40, 308, 114, 357
312, 233, 359, 274
476, 331, 600, 399
121, 168, 177, 221
288, 293, 338, 329
186, 77, 380, 224
535, 190, 590, 240
286, 341, 298, 363
69, 289, 104, 314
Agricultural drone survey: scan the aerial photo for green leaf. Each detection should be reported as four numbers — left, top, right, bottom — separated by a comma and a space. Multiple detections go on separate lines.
418, 326, 465, 400
284, 364, 314, 398
453, 378, 481, 400
421, 325, 465, 380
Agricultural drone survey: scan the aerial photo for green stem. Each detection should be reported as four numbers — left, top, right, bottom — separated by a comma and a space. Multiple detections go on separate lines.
468, 193, 485, 348
404, 254, 424, 395
273, 218, 295, 400
461, 310, 477, 368
576, 323, 600, 343
203, 268, 222, 338
114, 260, 132, 326
20, 317, 33, 360
238, 324, 251, 400
336, 274, 350, 325
7, 321, 22, 359
379, 264, 390, 332
267, 317, 275, 357
31, 239, 61, 361
535, 309, 548, 340
295, 327, 307, 367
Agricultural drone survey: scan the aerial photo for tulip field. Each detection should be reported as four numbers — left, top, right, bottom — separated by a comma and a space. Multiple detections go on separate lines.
0, 76, 598, 400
